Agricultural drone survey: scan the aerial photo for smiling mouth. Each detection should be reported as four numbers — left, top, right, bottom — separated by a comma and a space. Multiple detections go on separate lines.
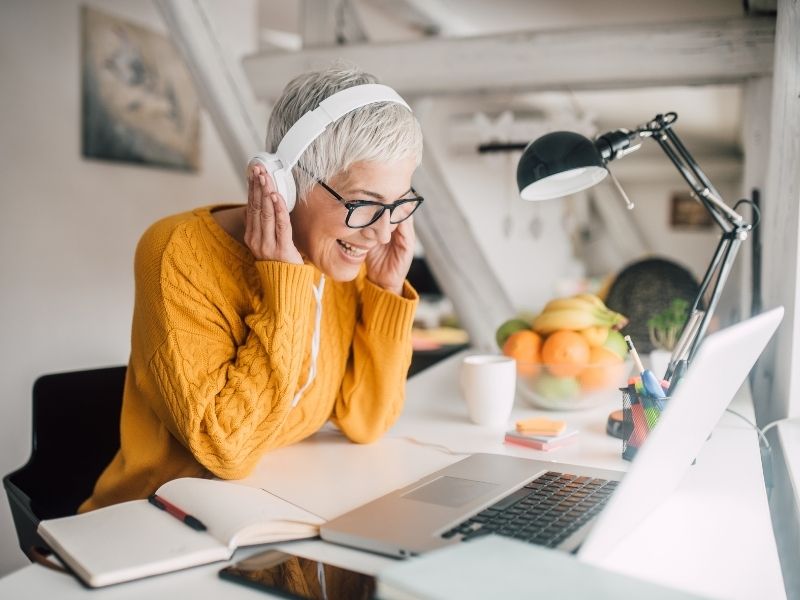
337, 239, 368, 258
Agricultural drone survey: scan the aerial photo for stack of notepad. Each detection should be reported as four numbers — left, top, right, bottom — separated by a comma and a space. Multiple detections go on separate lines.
504, 417, 578, 451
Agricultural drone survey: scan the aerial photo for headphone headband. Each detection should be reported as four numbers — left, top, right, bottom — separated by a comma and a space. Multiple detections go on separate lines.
275, 83, 411, 169
249, 83, 411, 212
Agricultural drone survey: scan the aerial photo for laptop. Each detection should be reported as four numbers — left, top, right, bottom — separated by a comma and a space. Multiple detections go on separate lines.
321, 307, 783, 560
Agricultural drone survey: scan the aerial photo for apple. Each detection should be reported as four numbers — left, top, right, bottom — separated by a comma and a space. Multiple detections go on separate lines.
533, 372, 581, 401
495, 318, 532, 349
604, 329, 628, 360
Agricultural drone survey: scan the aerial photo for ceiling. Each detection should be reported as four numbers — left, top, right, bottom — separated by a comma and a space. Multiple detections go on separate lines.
357, 0, 748, 158
258, 0, 767, 162
355, 0, 746, 39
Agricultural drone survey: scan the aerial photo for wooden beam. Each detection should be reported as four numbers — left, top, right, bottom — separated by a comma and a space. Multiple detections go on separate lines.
753, 6, 800, 593
156, 0, 263, 180
363, 0, 477, 36
243, 17, 775, 99
732, 77, 772, 322
301, 0, 367, 46
412, 132, 516, 350
745, 0, 778, 14
753, 0, 800, 423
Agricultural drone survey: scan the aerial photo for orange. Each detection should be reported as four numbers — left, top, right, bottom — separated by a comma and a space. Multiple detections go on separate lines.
541, 330, 590, 378
577, 346, 624, 391
502, 330, 542, 376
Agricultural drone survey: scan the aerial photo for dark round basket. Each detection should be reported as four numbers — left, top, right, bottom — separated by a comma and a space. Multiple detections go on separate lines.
605, 257, 700, 354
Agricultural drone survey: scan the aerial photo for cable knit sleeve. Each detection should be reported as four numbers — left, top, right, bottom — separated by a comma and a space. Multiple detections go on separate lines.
148, 248, 317, 480
332, 278, 418, 443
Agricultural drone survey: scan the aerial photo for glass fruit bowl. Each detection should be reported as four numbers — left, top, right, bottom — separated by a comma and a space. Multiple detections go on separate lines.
515, 358, 633, 411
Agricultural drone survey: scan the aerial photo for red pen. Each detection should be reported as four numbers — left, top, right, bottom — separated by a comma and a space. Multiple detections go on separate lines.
148, 493, 207, 531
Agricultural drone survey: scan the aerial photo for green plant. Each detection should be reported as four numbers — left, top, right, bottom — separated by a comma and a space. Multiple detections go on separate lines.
647, 298, 689, 351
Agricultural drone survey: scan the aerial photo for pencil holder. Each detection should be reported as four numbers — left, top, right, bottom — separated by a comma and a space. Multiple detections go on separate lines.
621, 385, 670, 461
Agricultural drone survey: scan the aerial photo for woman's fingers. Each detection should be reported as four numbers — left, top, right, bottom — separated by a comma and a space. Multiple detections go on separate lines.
243, 163, 301, 263
246, 165, 270, 257
391, 217, 415, 254
271, 190, 303, 264
271, 192, 290, 245
263, 168, 276, 194
247, 166, 258, 211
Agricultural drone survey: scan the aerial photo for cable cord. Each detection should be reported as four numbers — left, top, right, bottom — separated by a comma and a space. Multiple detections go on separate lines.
733, 198, 761, 228
292, 275, 326, 408
399, 436, 472, 457
725, 408, 771, 450
724, 411, 800, 448
762, 416, 800, 436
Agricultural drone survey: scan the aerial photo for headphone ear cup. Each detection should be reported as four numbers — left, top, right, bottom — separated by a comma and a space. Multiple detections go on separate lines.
247, 153, 296, 212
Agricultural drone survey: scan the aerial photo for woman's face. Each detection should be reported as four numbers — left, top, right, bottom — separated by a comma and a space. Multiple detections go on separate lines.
290, 157, 417, 281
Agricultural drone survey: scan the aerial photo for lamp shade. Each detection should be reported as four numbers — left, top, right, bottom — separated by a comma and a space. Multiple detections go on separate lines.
516, 131, 608, 200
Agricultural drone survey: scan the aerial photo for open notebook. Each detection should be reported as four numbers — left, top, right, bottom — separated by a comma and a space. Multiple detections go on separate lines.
37, 478, 323, 587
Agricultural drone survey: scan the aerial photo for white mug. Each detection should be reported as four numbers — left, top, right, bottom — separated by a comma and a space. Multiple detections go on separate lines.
459, 354, 516, 427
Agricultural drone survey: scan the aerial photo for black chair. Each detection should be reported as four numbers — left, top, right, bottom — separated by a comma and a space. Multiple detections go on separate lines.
3, 366, 126, 560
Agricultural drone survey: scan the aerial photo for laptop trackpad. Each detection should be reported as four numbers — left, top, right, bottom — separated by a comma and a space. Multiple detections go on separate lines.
402, 476, 499, 508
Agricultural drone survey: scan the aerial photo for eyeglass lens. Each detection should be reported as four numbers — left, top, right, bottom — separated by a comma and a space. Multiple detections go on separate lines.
347, 201, 421, 227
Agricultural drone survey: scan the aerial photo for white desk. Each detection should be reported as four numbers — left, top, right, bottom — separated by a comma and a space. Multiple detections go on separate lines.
0, 351, 786, 599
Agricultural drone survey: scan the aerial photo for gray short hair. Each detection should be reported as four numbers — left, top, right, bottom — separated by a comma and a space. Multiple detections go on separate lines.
265, 64, 423, 201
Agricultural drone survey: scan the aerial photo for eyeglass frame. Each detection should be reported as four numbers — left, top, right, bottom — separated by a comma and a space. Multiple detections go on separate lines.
304, 170, 424, 229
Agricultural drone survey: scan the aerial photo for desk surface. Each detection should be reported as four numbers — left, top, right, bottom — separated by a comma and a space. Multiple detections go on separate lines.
0, 351, 786, 599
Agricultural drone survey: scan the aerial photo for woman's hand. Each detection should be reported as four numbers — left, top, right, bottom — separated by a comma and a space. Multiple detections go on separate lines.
365, 217, 415, 296
244, 163, 303, 265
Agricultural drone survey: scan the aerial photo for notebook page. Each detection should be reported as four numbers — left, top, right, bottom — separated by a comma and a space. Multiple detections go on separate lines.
38, 500, 227, 587
157, 478, 323, 548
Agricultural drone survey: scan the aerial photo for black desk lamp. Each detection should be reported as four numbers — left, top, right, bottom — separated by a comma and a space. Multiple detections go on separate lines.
513, 113, 758, 382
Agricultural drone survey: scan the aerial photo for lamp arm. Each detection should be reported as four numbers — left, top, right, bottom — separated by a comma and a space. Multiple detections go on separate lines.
687, 232, 744, 361
664, 233, 744, 387
662, 127, 727, 211
636, 114, 745, 232
650, 134, 735, 232
625, 114, 755, 384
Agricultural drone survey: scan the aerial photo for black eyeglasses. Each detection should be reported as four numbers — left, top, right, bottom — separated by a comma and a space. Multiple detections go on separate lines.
314, 178, 424, 229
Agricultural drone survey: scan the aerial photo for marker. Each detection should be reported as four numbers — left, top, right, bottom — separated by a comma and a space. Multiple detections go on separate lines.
148, 494, 207, 531
624, 336, 667, 409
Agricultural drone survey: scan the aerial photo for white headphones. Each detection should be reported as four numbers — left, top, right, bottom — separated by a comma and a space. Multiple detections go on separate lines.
248, 83, 412, 212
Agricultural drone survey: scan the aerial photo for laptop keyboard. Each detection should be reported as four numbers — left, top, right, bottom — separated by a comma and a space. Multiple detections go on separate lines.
440, 471, 618, 548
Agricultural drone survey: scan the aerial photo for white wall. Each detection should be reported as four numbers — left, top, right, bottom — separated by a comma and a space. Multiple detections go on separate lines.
0, 0, 259, 575
432, 144, 582, 313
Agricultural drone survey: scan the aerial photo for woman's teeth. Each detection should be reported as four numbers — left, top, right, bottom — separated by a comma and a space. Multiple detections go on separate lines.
337, 239, 367, 257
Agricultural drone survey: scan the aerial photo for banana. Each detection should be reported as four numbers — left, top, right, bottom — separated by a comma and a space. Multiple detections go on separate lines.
542, 297, 595, 313
542, 294, 607, 314
540, 294, 627, 329
532, 308, 616, 335
572, 293, 606, 308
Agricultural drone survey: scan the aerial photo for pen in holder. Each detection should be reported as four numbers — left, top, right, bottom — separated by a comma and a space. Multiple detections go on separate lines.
621, 383, 670, 461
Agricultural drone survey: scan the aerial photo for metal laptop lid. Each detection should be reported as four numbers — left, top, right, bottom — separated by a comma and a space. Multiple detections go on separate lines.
578, 307, 783, 562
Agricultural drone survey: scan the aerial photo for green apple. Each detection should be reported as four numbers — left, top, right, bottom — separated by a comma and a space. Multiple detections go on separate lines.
495, 318, 532, 349
604, 329, 628, 360
533, 372, 581, 400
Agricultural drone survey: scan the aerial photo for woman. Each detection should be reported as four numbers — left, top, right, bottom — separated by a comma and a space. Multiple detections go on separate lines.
81, 65, 424, 511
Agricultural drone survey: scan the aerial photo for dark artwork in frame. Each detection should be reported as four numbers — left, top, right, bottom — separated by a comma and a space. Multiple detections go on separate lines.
669, 191, 714, 230
81, 6, 200, 171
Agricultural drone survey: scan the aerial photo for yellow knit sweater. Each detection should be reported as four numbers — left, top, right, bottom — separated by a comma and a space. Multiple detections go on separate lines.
80, 206, 418, 512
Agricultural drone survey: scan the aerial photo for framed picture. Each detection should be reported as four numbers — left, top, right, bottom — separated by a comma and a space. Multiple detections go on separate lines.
669, 191, 714, 230
81, 6, 200, 171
